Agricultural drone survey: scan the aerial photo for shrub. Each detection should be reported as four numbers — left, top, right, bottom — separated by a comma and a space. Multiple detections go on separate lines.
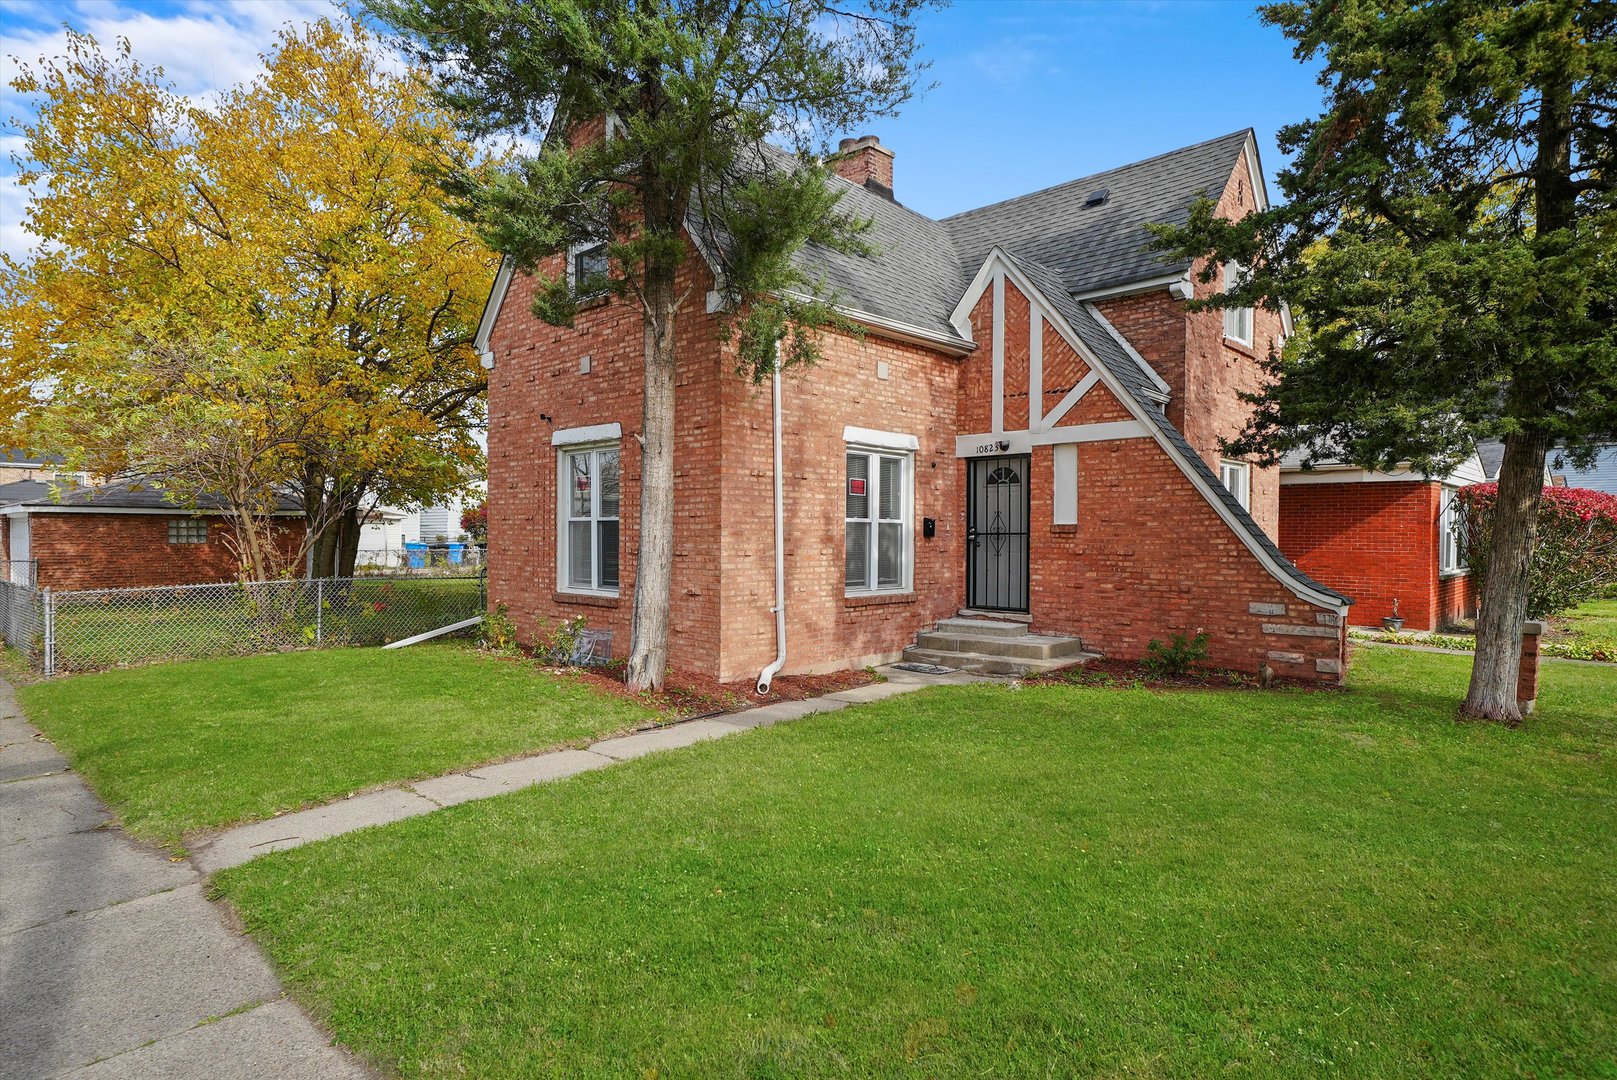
1455, 483, 1617, 618
532, 615, 589, 665
1143, 630, 1210, 678
460, 499, 488, 542
481, 603, 519, 655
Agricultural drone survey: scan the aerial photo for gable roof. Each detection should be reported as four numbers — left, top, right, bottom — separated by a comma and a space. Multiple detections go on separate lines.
942, 130, 1256, 298
475, 130, 1258, 359
986, 249, 1348, 611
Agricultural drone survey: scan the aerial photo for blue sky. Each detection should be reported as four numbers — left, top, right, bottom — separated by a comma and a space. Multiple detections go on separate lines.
2, 0, 1326, 257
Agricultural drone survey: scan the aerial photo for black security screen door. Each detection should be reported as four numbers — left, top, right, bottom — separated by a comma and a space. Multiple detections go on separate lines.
966, 455, 1031, 612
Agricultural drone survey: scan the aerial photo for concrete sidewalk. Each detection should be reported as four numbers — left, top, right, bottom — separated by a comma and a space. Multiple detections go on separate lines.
190, 664, 976, 874
0, 680, 373, 1080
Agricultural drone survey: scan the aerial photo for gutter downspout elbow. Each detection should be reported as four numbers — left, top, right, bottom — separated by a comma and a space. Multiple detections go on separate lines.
757, 367, 787, 695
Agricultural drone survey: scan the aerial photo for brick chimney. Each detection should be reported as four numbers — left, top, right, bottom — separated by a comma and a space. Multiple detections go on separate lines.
832, 135, 894, 198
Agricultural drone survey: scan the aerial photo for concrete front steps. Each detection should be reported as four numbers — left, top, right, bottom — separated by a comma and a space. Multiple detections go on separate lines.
902, 617, 1094, 676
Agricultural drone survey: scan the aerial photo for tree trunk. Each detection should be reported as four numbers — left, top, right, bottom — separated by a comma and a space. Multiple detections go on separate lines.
335, 506, 363, 578
1460, 68, 1578, 723
625, 273, 678, 692
1462, 431, 1550, 722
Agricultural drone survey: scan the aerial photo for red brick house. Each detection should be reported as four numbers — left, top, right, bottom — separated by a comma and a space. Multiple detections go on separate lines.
0, 480, 305, 591
477, 129, 1351, 683
1277, 453, 1487, 632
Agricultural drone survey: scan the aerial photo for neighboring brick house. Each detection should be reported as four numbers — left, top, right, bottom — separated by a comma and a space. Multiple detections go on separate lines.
1277, 453, 1487, 632
477, 128, 1351, 684
0, 480, 305, 591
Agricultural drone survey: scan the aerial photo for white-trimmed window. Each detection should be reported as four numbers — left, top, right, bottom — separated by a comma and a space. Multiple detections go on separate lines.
845, 447, 911, 594
1220, 459, 1251, 510
168, 518, 208, 545
1223, 261, 1254, 345
1440, 485, 1465, 573
568, 240, 609, 297
559, 444, 620, 594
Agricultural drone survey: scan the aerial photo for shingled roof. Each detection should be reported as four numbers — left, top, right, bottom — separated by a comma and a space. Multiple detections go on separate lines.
0, 480, 301, 514
942, 130, 1254, 297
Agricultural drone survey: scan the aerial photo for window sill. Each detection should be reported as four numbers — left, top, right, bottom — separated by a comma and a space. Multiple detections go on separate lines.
1439, 569, 1469, 580
1050, 524, 1078, 535
843, 591, 916, 609
574, 292, 611, 311
1223, 336, 1257, 357
554, 590, 619, 608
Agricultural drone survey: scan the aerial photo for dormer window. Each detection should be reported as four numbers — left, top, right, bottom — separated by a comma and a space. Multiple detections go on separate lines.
1223, 261, 1253, 345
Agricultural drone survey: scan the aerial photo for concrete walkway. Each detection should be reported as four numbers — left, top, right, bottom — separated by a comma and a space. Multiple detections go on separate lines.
191, 665, 976, 874
0, 680, 375, 1080
1, 662, 974, 1078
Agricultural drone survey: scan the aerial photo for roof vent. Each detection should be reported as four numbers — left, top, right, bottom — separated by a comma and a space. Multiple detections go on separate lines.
1084, 187, 1110, 207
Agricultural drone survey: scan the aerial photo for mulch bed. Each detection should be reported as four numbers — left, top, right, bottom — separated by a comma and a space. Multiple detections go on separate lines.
551, 659, 877, 722
1028, 656, 1339, 693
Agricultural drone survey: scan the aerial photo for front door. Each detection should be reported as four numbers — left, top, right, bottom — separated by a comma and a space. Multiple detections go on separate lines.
966, 455, 1030, 612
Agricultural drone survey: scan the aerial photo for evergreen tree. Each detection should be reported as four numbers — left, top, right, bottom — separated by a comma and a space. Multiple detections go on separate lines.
368, 0, 936, 690
1152, 0, 1616, 721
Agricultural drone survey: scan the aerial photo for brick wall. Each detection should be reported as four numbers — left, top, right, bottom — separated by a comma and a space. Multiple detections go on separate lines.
1092, 147, 1282, 541
485, 249, 727, 674
27, 513, 305, 591
714, 329, 963, 682
1278, 479, 1470, 631
1025, 414, 1344, 683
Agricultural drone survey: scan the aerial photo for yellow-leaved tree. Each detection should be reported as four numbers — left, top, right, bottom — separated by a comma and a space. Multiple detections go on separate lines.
1, 17, 496, 578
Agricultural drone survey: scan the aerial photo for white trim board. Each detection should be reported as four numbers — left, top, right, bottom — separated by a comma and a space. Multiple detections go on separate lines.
473, 257, 515, 357
551, 422, 623, 447
956, 421, 1150, 458
843, 426, 919, 452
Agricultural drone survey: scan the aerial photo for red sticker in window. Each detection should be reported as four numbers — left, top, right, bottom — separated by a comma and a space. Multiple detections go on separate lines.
848, 478, 867, 496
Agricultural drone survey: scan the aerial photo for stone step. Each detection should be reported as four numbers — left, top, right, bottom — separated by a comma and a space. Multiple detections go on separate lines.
915, 630, 1086, 661
901, 646, 1094, 677
935, 617, 1031, 639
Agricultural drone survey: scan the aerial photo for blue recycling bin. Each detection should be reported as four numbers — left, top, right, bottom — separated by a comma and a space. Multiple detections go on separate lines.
404, 542, 428, 569
447, 543, 466, 565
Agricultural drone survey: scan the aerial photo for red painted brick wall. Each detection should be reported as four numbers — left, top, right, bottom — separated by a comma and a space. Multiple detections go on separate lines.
27, 513, 305, 591
1278, 480, 1472, 631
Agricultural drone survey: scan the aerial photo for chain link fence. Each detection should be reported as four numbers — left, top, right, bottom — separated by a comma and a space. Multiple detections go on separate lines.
3, 571, 486, 676
4, 560, 37, 587
0, 578, 43, 663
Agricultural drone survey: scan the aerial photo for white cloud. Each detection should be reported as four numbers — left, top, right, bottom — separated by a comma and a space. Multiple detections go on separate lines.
1, 0, 342, 260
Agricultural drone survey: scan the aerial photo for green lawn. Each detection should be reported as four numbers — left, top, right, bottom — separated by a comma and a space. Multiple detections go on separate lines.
216, 648, 1617, 1079
19, 644, 653, 847
1560, 597, 1617, 653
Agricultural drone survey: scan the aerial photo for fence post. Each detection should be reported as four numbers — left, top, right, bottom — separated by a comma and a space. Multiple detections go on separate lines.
316, 578, 324, 645
42, 587, 54, 678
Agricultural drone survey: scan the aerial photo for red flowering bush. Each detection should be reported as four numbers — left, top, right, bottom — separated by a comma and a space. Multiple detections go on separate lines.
1454, 483, 1617, 617
460, 498, 488, 542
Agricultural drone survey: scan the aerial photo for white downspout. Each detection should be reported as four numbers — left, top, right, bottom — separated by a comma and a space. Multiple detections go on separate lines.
757, 366, 787, 694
